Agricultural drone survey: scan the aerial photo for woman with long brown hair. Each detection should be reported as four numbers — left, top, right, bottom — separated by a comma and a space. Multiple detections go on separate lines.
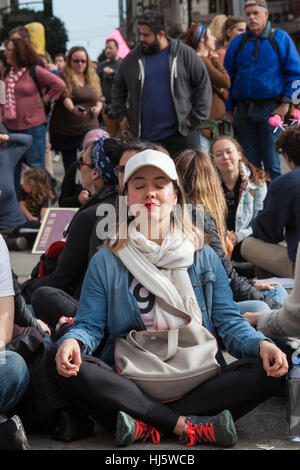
211, 135, 269, 262
185, 23, 230, 154
175, 148, 287, 310
1, 37, 65, 188
49, 46, 105, 172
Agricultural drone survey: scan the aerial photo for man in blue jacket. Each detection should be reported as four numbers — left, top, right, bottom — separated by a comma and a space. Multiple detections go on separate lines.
224, 0, 300, 180
241, 125, 300, 278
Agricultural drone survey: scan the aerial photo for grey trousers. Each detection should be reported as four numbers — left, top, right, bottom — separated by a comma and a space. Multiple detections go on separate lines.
241, 237, 295, 279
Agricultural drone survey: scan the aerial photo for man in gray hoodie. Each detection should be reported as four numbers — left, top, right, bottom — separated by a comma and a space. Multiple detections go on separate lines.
111, 10, 212, 157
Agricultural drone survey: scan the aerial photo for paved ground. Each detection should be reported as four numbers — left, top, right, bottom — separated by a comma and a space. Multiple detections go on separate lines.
8, 155, 299, 453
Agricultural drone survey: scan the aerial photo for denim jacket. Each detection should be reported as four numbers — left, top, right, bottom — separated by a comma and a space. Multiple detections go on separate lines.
234, 163, 267, 243
58, 244, 267, 365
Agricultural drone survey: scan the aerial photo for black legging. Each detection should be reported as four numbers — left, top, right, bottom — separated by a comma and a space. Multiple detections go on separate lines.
31, 286, 78, 329
59, 355, 282, 435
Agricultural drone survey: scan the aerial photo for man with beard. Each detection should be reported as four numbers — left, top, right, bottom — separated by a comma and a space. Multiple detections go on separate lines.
97, 39, 123, 137
224, 0, 300, 180
111, 10, 212, 157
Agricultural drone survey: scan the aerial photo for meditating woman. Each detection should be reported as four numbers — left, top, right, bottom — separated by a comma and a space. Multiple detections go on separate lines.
55, 149, 287, 448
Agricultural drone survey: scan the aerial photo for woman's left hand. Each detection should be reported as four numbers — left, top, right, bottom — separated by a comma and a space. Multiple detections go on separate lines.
91, 103, 103, 117
254, 281, 281, 291
36, 319, 51, 336
259, 340, 289, 377
229, 231, 238, 246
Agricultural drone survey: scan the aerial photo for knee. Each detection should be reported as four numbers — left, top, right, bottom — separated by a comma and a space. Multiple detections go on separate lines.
237, 300, 270, 314
5, 351, 29, 386
31, 286, 57, 310
240, 237, 254, 260
0, 351, 29, 413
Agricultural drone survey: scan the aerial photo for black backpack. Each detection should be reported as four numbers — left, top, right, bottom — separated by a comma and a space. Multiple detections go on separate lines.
236, 28, 280, 63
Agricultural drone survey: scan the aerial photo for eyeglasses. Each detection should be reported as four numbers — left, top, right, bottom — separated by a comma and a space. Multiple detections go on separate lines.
114, 165, 125, 176
72, 59, 87, 64
76, 156, 94, 170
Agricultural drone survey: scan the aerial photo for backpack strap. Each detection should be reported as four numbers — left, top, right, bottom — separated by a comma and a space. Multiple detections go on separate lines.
236, 28, 280, 63
236, 33, 249, 55
29, 65, 43, 99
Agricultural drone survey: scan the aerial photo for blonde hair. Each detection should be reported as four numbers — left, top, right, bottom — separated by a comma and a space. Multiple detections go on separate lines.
175, 149, 228, 252
22, 168, 54, 204
63, 46, 102, 98
209, 14, 228, 47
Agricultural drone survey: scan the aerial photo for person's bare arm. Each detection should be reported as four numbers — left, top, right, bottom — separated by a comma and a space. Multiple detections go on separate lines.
0, 296, 14, 346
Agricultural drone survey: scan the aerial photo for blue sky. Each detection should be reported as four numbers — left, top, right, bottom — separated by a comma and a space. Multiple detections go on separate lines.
53, 0, 120, 60
40, 0, 120, 60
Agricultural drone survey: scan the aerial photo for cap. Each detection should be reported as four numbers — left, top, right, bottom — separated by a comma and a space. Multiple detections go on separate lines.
244, 0, 268, 9
123, 149, 179, 186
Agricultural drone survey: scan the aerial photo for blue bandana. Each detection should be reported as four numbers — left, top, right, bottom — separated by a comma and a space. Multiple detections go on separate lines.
92, 138, 119, 185
193, 24, 206, 48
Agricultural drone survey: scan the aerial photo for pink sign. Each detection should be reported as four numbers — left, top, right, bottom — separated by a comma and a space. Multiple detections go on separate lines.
107, 29, 130, 58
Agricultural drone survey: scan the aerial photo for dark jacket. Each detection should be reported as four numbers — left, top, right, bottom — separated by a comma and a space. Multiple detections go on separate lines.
252, 167, 300, 262
203, 212, 282, 309
22, 185, 119, 302
111, 37, 212, 138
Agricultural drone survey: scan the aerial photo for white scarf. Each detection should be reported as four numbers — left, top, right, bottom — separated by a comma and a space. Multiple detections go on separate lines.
4, 67, 26, 120
116, 228, 202, 330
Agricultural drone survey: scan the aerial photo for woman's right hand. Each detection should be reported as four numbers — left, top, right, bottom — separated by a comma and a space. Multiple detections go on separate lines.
78, 189, 91, 205
0, 134, 10, 143
55, 338, 82, 378
72, 106, 87, 117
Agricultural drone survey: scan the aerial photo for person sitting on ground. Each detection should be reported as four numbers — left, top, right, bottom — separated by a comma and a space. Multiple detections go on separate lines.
185, 23, 231, 154
174, 148, 287, 310
21, 137, 122, 309
0, 234, 30, 450
0, 125, 40, 251
19, 167, 54, 223
58, 128, 110, 208
27, 140, 163, 329
55, 149, 287, 449
241, 125, 300, 279
211, 135, 269, 264
244, 242, 300, 341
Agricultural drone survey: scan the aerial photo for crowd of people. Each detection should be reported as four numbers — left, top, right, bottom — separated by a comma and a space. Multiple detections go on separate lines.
1, 0, 300, 451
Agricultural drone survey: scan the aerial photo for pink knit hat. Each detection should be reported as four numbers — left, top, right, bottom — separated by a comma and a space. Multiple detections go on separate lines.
82, 128, 110, 149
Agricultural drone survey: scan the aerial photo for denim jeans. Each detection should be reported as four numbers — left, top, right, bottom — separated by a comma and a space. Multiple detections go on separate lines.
235, 102, 282, 181
199, 132, 211, 154
236, 284, 288, 315
8, 124, 47, 191
236, 300, 270, 315
0, 350, 29, 414
262, 284, 289, 306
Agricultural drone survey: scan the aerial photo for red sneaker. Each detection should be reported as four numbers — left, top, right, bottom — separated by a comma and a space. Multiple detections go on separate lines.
116, 411, 160, 447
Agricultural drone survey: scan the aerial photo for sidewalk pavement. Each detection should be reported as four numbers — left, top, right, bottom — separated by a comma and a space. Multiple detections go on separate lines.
9, 155, 298, 452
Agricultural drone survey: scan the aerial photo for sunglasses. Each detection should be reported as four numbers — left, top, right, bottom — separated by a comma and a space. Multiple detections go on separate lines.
72, 59, 87, 64
76, 156, 94, 170
114, 165, 125, 176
